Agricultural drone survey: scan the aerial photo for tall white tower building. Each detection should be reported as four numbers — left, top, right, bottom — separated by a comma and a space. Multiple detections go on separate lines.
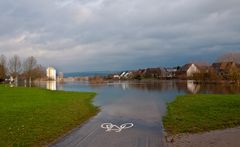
46, 67, 56, 80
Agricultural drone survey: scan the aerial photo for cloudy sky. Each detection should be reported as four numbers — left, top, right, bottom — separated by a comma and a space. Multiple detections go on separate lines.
0, 0, 240, 72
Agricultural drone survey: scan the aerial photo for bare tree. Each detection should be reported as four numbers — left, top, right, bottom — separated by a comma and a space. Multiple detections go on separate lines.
229, 65, 240, 82
217, 52, 240, 63
23, 56, 37, 82
32, 65, 46, 80
8, 55, 22, 80
0, 54, 7, 81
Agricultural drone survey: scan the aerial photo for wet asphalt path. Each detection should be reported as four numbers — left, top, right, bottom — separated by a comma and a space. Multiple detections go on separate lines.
51, 117, 164, 147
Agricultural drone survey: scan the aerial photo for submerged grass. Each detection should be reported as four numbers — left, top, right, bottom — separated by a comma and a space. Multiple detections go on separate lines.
163, 94, 240, 134
0, 85, 99, 146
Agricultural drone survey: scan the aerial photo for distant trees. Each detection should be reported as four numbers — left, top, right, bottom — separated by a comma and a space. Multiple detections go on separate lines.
228, 65, 240, 83
8, 55, 22, 81
0, 54, 7, 81
0, 54, 46, 83
133, 74, 143, 80
217, 52, 240, 81
23, 56, 37, 82
217, 51, 240, 63
31, 65, 46, 80
192, 69, 220, 83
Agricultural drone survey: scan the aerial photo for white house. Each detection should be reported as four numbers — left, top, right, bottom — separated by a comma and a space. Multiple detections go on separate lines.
113, 75, 120, 79
180, 64, 200, 77
46, 67, 56, 80
120, 72, 126, 77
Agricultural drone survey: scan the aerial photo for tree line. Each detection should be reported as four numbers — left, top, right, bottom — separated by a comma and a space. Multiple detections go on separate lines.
192, 51, 240, 83
0, 54, 46, 83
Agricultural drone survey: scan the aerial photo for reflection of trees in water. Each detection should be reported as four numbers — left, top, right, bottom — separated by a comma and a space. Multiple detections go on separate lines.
128, 80, 201, 94
123, 80, 240, 94
128, 80, 179, 92
89, 83, 106, 89
88, 77, 107, 88
175, 81, 240, 94
19, 80, 240, 94
198, 84, 240, 94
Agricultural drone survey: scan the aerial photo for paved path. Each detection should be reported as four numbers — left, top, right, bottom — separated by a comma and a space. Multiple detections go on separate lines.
51, 116, 165, 147
50, 82, 169, 147
50, 97, 166, 147
165, 127, 240, 147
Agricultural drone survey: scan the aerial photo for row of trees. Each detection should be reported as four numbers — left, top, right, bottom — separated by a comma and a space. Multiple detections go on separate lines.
217, 52, 240, 63
193, 51, 240, 83
0, 54, 46, 82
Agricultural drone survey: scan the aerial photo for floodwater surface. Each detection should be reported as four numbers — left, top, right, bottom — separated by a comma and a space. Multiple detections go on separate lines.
38, 80, 240, 147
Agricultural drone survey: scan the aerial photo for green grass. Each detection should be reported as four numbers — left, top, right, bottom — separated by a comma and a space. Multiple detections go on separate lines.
163, 94, 240, 134
0, 85, 99, 146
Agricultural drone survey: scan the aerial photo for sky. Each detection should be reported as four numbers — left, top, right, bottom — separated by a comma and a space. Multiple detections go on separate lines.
0, 0, 240, 72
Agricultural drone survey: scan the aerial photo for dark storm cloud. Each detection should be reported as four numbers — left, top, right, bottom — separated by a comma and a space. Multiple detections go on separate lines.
0, 0, 240, 72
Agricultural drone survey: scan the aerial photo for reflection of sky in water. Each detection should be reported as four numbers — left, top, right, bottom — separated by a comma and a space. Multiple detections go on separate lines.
42, 81, 181, 125
37, 80, 240, 127
46, 80, 240, 147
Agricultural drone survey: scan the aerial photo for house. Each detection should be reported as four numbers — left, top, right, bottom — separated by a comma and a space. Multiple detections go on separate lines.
57, 72, 64, 82
212, 62, 239, 79
178, 63, 200, 78
46, 67, 56, 80
113, 74, 120, 79
131, 68, 166, 79
165, 67, 178, 78
119, 71, 133, 79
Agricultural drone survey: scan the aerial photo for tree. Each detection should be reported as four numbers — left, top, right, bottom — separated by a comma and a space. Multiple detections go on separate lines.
23, 56, 37, 82
192, 68, 220, 83
228, 65, 240, 83
32, 65, 46, 80
8, 55, 22, 80
0, 54, 7, 81
217, 52, 240, 63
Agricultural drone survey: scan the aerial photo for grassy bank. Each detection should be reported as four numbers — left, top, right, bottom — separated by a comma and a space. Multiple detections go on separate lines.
0, 85, 98, 146
163, 94, 240, 134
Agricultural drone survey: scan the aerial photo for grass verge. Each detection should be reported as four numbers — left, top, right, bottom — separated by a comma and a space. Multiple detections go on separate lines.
0, 85, 99, 146
163, 94, 240, 134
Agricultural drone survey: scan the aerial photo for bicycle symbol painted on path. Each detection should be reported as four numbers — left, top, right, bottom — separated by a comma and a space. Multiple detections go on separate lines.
101, 123, 134, 132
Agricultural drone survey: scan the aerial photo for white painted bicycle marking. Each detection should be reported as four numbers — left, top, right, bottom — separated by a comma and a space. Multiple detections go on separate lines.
101, 123, 134, 132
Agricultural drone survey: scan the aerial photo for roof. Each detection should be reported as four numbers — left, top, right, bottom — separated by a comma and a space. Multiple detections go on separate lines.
180, 64, 193, 71
47, 67, 56, 70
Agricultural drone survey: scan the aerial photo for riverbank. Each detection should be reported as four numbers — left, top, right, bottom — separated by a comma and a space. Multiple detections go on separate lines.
163, 94, 240, 146
0, 85, 99, 146
163, 94, 240, 134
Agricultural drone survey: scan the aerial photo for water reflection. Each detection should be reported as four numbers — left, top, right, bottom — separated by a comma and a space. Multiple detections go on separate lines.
28, 80, 240, 94
105, 80, 202, 94
46, 81, 56, 90
36, 80, 240, 147
113, 80, 240, 94
187, 80, 200, 94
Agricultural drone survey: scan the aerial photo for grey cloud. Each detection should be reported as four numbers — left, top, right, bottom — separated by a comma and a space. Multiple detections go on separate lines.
0, 0, 240, 72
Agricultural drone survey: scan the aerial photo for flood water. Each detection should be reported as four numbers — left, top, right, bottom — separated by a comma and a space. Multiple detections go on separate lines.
34, 80, 240, 147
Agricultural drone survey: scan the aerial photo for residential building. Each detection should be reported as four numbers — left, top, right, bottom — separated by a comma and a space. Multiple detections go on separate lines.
46, 67, 56, 80
178, 63, 200, 78
165, 67, 178, 78
57, 72, 64, 82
